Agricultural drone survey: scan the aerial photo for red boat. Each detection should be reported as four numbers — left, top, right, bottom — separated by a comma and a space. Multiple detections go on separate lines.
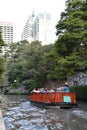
30, 92, 77, 108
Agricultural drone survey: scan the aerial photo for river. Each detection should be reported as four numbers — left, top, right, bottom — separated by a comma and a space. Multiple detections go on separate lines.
1, 95, 87, 130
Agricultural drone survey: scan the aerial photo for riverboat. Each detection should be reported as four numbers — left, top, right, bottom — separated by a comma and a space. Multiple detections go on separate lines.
30, 92, 77, 108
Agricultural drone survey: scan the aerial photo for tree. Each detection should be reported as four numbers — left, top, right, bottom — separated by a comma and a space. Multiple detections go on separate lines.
53, 0, 87, 79
6, 40, 30, 87
0, 32, 5, 80
7, 40, 53, 90
55, 0, 87, 56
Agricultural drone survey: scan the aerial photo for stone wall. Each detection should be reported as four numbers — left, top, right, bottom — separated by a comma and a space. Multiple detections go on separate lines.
3, 86, 28, 94
68, 72, 87, 86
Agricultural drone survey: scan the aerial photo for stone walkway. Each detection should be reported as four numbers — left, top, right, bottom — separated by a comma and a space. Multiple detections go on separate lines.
0, 109, 6, 130
0, 94, 6, 130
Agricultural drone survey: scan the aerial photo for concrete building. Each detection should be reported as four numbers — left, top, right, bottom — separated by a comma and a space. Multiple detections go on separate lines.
0, 22, 14, 44
0, 22, 14, 55
21, 12, 52, 45
21, 13, 35, 43
33, 12, 52, 44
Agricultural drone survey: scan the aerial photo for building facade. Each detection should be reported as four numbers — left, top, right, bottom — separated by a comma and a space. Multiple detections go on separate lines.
34, 12, 52, 44
21, 13, 35, 43
21, 12, 52, 45
0, 22, 14, 44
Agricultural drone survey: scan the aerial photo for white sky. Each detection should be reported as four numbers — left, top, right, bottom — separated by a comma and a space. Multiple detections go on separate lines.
0, 0, 66, 42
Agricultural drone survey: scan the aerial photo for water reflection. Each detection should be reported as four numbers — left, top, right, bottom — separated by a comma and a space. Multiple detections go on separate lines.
2, 95, 87, 130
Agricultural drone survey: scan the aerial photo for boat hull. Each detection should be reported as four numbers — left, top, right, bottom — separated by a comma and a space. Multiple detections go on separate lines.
30, 101, 77, 108
30, 92, 77, 108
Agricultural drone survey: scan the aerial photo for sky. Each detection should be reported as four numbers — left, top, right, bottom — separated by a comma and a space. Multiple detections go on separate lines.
0, 0, 66, 42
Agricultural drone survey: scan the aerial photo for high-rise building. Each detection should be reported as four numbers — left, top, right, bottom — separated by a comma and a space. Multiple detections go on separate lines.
33, 12, 52, 44
0, 22, 14, 55
0, 22, 14, 44
21, 12, 35, 43
21, 12, 52, 45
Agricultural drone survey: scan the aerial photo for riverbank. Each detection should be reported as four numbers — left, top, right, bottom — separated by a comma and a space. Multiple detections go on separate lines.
0, 94, 7, 130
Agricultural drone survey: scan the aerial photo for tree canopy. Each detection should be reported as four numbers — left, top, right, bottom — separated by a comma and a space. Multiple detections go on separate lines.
0, 32, 5, 79
7, 40, 53, 90
4, 0, 87, 90
52, 0, 87, 79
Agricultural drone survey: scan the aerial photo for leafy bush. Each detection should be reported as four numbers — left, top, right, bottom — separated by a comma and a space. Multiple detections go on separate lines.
70, 86, 87, 100
4, 89, 9, 95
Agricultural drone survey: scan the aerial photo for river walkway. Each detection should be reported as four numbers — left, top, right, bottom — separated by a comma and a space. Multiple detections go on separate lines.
0, 94, 6, 130
0, 109, 6, 130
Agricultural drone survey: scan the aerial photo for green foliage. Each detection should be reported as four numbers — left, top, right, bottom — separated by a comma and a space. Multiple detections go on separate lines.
7, 41, 53, 90
0, 32, 5, 50
70, 86, 87, 100
55, 0, 87, 56
4, 0, 87, 94
0, 32, 5, 80
4, 89, 9, 95
52, 0, 87, 79
0, 57, 5, 74
45, 49, 60, 80
29, 79, 43, 92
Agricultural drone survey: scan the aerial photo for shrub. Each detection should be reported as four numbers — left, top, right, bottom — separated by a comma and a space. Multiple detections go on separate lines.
4, 89, 9, 95
70, 86, 87, 100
